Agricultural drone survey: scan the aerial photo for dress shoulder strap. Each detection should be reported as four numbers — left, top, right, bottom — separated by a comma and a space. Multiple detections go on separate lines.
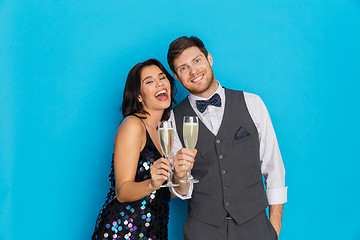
131, 114, 146, 128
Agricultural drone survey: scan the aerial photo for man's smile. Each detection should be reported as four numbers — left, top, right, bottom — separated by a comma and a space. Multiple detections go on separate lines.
191, 73, 204, 83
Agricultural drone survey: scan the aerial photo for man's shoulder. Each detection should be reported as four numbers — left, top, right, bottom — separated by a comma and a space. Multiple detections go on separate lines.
224, 87, 243, 95
224, 87, 261, 98
243, 91, 262, 101
224, 88, 263, 105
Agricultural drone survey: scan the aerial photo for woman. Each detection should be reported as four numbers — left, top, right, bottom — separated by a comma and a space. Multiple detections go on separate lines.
92, 59, 191, 240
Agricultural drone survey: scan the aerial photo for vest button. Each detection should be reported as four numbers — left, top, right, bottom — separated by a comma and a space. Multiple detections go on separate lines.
219, 155, 224, 159
224, 186, 229, 190
225, 201, 230, 206
216, 139, 221, 144
222, 170, 226, 175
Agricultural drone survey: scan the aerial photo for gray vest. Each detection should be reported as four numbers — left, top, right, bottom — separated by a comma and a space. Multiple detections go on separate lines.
173, 88, 268, 227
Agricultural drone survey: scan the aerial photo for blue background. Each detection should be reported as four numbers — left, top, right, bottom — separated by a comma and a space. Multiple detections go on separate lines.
1, 0, 360, 239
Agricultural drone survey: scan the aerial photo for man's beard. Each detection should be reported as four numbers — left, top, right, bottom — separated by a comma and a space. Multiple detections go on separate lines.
191, 69, 215, 95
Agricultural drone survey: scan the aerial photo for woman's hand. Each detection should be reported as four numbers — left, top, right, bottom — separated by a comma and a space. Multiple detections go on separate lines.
173, 148, 197, 180
150, 158, 173, 189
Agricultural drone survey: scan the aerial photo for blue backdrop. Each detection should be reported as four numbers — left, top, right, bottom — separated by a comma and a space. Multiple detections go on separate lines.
1, 0, 360, 239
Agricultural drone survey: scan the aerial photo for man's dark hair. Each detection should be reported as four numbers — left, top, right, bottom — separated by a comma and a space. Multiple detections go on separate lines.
121, 58, 176, 121
167, 36, 208, 74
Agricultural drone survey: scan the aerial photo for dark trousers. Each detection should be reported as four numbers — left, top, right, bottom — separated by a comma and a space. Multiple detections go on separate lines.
183, 211, 278, 240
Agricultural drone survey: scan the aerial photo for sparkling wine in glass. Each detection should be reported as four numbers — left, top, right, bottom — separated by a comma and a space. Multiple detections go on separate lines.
158, 120, 179, 187
181, 116, 200, 183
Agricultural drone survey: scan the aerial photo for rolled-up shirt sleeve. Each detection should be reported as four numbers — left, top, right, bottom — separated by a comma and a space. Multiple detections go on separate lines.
168, 111, 193, 200
245, 93, 287, 205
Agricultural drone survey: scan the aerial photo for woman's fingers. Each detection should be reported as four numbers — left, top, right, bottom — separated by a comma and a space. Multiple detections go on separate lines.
151, 158, 172, 172
150, 158, 173, 186
150, 166, 168, 189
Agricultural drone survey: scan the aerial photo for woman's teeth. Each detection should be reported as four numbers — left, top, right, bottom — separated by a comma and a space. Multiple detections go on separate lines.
155, 90, 167, 97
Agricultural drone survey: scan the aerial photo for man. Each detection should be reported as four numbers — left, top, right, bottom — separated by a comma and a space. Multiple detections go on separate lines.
169, 36, 287, 240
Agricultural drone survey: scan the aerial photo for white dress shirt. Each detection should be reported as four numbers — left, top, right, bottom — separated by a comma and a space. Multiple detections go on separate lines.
170, 82, 287, 204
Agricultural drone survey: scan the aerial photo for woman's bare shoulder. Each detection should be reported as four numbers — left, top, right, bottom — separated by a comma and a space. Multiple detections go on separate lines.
115, 115, 146, 143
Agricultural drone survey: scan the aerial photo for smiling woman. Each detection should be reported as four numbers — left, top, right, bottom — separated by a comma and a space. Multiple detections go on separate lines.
138, 65, 172, 113
91, 59, 187, 239
121, 59, 176, 122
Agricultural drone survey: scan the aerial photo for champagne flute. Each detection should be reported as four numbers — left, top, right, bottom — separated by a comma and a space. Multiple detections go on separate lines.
158, 120, 179, 187
181, 116, 200, 183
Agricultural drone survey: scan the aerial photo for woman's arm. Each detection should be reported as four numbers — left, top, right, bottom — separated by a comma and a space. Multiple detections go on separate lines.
114, 116, 171, 202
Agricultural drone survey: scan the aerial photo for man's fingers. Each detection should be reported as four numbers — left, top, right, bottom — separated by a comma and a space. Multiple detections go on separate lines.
174, 157, 195, 168
174, 159, 192, 166
177, 148, 196, 157
176, 153, 195, 162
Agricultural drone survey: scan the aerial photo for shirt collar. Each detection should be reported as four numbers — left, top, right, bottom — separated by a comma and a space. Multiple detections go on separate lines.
188, 81, 225, 112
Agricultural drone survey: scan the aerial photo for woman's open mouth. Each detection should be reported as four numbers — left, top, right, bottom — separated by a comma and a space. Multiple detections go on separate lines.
155, 89, 169, 101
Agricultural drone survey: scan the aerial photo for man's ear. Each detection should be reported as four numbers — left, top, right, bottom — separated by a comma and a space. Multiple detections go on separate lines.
207, 53, 213, 67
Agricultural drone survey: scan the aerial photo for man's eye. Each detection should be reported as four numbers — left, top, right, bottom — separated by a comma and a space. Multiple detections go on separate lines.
195, 59, 200, 63
181, 67, 186, 71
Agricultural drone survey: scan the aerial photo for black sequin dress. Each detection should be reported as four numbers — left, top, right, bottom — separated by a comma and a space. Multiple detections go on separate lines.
92, 130, 170, 240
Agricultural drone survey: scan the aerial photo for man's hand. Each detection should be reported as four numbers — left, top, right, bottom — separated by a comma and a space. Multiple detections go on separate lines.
269, 204, 283, 238
173, 148, 197, 180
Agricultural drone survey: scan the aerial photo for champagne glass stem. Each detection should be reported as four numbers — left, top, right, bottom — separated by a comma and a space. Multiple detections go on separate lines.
166, 157, 173, 184
187, 164, 192, 179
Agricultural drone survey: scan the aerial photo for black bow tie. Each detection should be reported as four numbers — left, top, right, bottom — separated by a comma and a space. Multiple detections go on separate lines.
196, 93, 222, 113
